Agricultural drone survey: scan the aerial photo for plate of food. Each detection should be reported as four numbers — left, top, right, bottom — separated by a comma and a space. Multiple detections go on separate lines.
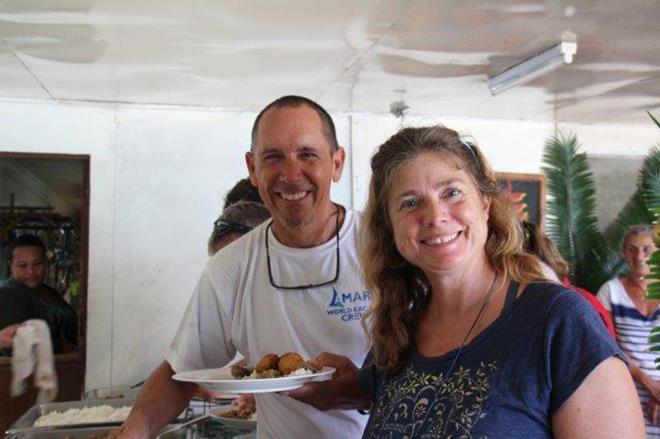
172, 352, 334, 393
208, 406, 257, 431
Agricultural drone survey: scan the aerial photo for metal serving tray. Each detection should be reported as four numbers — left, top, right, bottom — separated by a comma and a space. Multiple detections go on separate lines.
83, 386, 141, 401
5, 423, 196, 439
6, 398, 135, 435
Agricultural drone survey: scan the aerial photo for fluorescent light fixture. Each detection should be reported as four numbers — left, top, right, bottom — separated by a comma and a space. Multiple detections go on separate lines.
488, 40, 577, 95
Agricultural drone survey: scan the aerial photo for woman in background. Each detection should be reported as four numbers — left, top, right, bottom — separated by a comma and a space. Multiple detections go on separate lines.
521, 220, 615, 337
598, 224, 659, 436
0, 234, 78, 355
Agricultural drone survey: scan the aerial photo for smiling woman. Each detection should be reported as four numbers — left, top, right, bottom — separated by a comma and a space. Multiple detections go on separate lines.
597, 224, 660, 436
357, 126, 645, 438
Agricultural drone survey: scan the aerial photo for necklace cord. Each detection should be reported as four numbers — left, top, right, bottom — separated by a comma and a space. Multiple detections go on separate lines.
390, 273, 500, 438
443, 273, 499, 382
368, 273, 497, 437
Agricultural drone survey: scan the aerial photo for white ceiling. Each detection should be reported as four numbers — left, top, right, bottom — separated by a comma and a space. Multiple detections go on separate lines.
0, 0, 658, 124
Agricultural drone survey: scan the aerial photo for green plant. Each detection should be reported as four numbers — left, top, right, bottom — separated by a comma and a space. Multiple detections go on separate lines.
541, 133, 615, 292
542, 128, 660, 293
604, 146, 660, 250
649, 110, 660, 129
644, 110, 660, 367
645, 206, 660, 367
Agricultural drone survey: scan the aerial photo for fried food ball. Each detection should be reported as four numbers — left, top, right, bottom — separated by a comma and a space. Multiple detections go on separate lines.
255, 353, 279, 373
278, 352, 305, 375
230, 365, 253, 379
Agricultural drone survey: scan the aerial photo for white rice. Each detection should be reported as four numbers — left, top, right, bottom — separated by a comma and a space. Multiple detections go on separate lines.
242, 367, 316, 379
33, 405, 132, 426
288, 368, 314, 377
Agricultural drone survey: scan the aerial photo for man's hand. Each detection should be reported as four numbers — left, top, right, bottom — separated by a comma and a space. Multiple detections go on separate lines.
232, 393, 256, 412
105, 416, 150, 439
106, 361, 196, 439
0, 323, 22, 349
282, 352, 371, 411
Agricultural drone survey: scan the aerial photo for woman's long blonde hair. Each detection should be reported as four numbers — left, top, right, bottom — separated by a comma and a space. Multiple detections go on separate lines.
360, 126, 545, 373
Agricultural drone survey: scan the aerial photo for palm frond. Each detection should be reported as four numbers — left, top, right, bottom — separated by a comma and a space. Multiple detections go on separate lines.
542, 132, 613, 291
578, 244, 624, 291
649, 111, 660, 129
643, 165, 660, 210
604, 146, 660, 247
645, 205, 660, 365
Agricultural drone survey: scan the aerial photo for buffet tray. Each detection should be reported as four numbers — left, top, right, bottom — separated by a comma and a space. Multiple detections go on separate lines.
6, 398, 135, 435
5, 423, 196, 438
83, 385, 141, 401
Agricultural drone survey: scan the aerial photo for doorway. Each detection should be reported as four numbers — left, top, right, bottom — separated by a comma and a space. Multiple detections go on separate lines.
0, 152, 90, 430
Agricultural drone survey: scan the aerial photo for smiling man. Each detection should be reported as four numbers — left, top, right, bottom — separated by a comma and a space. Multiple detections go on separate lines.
114, 96, 371, 439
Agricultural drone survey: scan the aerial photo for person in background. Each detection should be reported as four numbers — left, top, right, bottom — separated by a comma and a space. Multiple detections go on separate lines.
0, 234, 78, 355
223, 177, 263, 210
207, 200, 271, 256
356, 126, 643, 437
112, 95, 371, 438
200, 199, 270, 411
521, 220, 616, 337
597, 224, 660, 436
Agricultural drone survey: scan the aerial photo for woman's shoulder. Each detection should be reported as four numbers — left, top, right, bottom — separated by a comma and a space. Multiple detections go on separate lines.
42, 284, 75, 308
520, 281, 575, 302
0, 278, 25, 296
518, 281, 596, 318
601, 277, 624, 291
0, 277, 17, 288
595, 277, 625, 299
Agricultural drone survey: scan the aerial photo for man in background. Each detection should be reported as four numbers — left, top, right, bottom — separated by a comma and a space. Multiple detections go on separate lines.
207, 200, 270, 255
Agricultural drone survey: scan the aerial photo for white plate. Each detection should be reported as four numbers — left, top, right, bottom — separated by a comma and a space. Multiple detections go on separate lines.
172, 367, 335, 393
209, 407, 257, 431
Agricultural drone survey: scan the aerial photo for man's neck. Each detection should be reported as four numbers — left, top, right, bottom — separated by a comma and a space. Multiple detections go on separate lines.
271, 203, 344, 248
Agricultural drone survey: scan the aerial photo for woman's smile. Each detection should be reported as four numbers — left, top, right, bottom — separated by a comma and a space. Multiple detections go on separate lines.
421, 231, 461, 246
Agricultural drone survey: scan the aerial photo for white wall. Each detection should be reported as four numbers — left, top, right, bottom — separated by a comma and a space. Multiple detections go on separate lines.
0, 98, 657, 390
351, 114, 658, 211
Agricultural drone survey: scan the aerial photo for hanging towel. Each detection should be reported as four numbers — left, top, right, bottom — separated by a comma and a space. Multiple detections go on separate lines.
11, 319, 58, 403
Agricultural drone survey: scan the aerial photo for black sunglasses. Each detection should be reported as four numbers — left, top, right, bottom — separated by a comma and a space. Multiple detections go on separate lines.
264, 208, 340, 290
213, 219, 253, 238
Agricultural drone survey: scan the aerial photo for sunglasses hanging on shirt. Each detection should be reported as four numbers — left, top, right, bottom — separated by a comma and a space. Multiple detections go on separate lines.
265, 208, 340, 290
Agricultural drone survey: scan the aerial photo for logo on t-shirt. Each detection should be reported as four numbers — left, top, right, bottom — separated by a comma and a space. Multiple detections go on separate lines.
326, 287, 371, 322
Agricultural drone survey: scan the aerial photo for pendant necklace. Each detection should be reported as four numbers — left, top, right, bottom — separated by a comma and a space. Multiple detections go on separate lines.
374, 273, 500, 438
434, 273, 499, 436
442, 273, 499, 382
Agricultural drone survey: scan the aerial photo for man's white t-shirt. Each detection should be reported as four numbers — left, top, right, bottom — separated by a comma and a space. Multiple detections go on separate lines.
166, 207, 371, 438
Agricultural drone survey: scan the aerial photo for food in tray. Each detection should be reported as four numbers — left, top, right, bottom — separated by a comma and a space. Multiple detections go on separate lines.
216, 406, 257, 421
230, 352, 320, 379
33, 405, 132, 427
